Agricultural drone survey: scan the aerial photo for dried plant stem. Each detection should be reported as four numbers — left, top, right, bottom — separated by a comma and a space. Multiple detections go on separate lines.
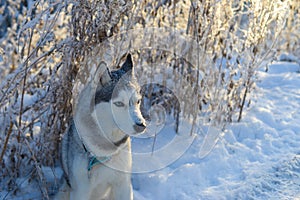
238, 83, 249, 122
24, 139, 49, 199
238, 67, 254, 123
0, 122, 13, 164
17, 28, 33, 142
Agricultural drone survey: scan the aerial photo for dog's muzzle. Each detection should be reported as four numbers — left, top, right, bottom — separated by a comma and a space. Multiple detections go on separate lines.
134, 122, 146, 133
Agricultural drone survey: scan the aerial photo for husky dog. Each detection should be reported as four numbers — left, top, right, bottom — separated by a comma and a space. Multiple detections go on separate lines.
55, 54, 146, 200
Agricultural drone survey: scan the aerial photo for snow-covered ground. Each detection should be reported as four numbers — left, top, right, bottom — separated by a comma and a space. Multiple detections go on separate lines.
133, 60, 300, 200
1, 60, 299, 200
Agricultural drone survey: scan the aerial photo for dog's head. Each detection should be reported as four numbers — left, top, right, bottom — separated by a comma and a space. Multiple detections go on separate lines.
95, 54, 146, 135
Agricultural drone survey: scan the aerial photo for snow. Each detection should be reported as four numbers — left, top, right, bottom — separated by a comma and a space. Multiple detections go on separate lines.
1, 60, 300, 199
132, 60, 300, 199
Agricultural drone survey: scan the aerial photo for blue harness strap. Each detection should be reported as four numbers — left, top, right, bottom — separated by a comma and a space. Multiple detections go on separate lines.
88, 156, 112, 171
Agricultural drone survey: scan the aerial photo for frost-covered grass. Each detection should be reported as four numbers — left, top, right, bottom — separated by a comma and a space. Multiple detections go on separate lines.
1, 60, 299, 199
0, 0, 299, 199
132, 60, 300, 200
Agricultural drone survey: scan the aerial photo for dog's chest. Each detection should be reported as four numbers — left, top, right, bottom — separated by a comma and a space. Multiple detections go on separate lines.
70, 141, 132, 198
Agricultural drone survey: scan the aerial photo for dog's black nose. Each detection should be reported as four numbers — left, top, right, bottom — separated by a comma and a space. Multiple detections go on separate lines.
134, 123, 146, 133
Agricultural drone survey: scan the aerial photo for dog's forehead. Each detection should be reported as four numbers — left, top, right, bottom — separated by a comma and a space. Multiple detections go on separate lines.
113, 84, 140, 101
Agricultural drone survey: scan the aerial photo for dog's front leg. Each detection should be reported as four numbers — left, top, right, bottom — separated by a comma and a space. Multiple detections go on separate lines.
54, 180, 70, 200
111, 175, 133, 200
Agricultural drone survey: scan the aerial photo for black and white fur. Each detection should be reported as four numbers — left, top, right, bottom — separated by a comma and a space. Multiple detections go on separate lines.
55, 54, 146, 200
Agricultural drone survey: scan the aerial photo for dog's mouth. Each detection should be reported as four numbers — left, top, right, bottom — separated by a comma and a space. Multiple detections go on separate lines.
133, 122, 146, 133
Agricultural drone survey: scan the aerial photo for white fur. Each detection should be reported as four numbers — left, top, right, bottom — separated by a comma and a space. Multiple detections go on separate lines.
55, 82, 145, 200
62, 140, 133, 200
56, 55, 145, 200
99, 90, 144, 136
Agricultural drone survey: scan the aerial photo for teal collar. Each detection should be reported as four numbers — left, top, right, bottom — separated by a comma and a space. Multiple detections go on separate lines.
84, 135, 129, 171
88, 156, 111, 171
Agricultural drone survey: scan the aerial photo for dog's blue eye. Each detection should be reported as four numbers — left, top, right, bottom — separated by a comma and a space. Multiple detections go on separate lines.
114, 101, 125, 107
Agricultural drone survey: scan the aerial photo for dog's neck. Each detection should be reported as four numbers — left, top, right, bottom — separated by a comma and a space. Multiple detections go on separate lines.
92, 103, 130, 147
80, 130, 129, 157
74, 121, 129, 158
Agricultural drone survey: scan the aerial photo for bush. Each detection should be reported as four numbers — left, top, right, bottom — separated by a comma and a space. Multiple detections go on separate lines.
0, 0, 297, 198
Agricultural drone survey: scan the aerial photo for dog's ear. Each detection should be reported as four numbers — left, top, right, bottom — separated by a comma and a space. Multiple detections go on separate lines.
100, 67, 112, 86
120, 54, 133, 75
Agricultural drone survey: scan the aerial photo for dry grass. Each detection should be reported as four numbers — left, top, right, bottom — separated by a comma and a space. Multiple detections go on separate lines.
0, 0, 298, 198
